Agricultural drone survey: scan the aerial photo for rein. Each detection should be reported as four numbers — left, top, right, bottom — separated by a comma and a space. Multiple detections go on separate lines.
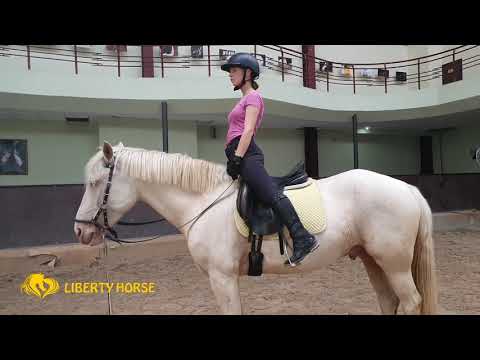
74, 153, 235, 314
75, 155, 235, 244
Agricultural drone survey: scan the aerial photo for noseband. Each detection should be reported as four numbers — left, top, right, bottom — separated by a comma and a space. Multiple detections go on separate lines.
74, 156, 118, 240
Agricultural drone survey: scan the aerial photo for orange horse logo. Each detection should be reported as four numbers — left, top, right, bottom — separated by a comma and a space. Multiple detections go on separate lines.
21, 273, 60, 299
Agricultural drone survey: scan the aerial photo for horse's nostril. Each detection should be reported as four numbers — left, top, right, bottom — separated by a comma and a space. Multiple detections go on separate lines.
76, 228, 82, 237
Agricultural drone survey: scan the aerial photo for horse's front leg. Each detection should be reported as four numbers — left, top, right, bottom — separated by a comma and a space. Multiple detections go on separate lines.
208, 269, 242, 315
187, 210, 245, 315
187, 236, 243, 315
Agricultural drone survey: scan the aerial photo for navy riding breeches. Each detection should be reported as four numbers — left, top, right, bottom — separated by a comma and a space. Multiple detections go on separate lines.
225, 136, 278, 206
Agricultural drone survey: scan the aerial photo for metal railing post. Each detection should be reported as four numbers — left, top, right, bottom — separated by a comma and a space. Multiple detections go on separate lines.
160, 46, 164, 78
352, 65, 356, 94
116, 45, 121, 77
326, 68, 329, 92
384, 64, 387, 93
27, 45, 31, 70
74, 45, 78, 74
207, 45, 211, 77
417, 58, 421, 90
280, 48, 285, 82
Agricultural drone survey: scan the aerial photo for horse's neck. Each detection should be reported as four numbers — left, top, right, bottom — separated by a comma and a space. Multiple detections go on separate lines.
135, 181, 207, 237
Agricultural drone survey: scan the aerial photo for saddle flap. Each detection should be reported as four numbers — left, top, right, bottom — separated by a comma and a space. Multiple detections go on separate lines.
249, 204, 282, 236
236, 180, 250, 223
236, 162, 311, 237
234, 177, 326, 240
237, 178, 281, 235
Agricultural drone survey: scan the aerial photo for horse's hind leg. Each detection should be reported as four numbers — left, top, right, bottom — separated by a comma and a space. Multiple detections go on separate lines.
369, 250, 421, 315
382, 269, 421, 315
353, 247, 399, 314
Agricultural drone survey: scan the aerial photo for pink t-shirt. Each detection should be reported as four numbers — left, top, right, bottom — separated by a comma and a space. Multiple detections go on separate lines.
225, 90, 264, 146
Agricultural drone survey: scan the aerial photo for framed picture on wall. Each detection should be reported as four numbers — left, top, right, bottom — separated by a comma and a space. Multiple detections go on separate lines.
0, 139, 28, 175
191, 45, 203, 58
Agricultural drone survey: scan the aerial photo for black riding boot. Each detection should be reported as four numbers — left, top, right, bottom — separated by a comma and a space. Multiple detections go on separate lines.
271, 194, 319, 266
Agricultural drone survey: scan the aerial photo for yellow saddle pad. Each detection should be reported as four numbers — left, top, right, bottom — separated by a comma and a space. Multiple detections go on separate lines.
234, 178, 327, 240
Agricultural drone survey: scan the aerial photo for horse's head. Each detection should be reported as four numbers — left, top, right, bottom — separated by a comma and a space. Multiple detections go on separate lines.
74, 141, 138, 246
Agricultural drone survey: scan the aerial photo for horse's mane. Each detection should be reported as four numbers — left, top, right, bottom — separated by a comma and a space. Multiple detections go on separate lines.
85, 145, 231, 193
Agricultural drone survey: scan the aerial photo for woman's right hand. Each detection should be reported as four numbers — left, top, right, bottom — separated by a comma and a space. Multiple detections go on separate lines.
227, 155, 243, 180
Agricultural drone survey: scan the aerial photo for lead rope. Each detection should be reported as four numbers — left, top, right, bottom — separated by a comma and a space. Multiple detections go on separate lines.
103, 236, 113, 315
102, 178, 235, 315
104, 157, 114, 315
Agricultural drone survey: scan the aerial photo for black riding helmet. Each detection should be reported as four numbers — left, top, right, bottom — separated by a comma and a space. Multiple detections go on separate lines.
221, 52, 260, 91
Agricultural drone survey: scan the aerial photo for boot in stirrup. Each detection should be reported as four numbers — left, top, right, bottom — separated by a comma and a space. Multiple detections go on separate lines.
271, 193, 319, 266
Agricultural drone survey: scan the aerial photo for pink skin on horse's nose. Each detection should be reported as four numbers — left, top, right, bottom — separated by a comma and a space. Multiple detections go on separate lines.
75, 226, 82, 238
74, 223, 97, 245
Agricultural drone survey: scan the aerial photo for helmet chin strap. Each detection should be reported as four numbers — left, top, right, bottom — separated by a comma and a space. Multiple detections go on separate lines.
234, 69, 248, 91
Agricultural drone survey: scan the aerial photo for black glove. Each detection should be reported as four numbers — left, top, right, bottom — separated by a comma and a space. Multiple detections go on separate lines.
227, 155, 243, 180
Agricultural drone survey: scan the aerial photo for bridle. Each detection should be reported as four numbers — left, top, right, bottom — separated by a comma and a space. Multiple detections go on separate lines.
74, 156, 122, 241
74, 155, 172, 244
73, 152, 235, 315
74, 154, 236, 244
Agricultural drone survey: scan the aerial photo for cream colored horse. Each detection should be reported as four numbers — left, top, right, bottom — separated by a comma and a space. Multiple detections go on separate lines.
74, 142, 438, 315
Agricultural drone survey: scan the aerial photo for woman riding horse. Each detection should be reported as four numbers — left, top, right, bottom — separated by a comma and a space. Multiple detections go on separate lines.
222, 53, 318, 266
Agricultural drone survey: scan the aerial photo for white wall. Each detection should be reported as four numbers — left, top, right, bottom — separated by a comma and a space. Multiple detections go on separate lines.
98, 118, 163, 150
316, 45, 408, 64
153, 45, 305, 89
0, 120, 98, 186
407, 45, 430, 90
98, 118, 198, 157
311, 45, 479, 96
3, 117, 479, 187
313, 45, 410, 96
0, 118, 200, 186
433, 122, 480, 174
169, 120, 198, 157
2, 44, 480, 118
198, 125, 421, 178
318, 131, 355, 177
255, 126, 305, 175
197, 125, 228, 165
197, 125, 305, 175
358, 134, 420, 175
0, 45, 143, 79
317, 130, 421, 177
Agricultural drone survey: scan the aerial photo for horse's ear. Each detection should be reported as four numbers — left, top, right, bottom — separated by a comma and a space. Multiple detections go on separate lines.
103, 141, 114, 162
118, 142, 124, 148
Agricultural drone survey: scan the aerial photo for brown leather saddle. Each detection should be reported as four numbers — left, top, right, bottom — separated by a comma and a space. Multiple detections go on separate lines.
236, 161, 309, 276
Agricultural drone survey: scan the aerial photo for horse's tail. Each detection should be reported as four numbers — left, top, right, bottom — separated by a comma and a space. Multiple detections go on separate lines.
410, 186, 439, 314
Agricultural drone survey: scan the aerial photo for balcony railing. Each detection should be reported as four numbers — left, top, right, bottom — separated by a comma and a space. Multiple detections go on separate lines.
0, 44, 478, 95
